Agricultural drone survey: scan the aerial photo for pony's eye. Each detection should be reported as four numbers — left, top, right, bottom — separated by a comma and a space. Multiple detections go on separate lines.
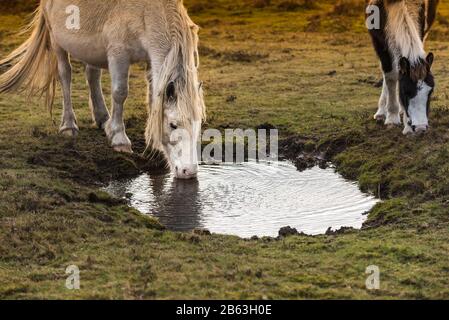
166, 82, 176, 101
170, 123, 178, 130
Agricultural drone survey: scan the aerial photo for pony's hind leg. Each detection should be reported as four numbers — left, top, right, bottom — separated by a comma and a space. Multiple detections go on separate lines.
86, 65, 110, 129
55, 46, 79, 136
104, 55, 133, 154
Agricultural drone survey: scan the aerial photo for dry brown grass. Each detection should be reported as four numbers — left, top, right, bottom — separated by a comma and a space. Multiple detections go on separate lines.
0, 0, 38, 13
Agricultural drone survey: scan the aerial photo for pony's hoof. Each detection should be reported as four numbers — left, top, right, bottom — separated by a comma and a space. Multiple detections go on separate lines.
403, 126, 414, 135
374, 114, 386, 123
385, 115, 401, 127
59, 127, 79, 137
95, 116, 110, 130
113, 144, 133, 154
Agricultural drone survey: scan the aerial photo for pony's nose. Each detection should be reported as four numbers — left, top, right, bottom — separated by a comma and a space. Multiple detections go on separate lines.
413, 125, 428, 133
175, 165, 198, 179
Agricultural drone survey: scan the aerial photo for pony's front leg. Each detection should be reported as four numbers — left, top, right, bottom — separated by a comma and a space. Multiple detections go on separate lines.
105, 56, 133, 154
384, 71, 401, 126
374, 74, 388, 121
55, 47, 79, 137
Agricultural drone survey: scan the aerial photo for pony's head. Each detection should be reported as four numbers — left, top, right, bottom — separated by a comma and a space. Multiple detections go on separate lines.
158, 78, 204, 179
399, 53, 435, 135
146, 22, 205, 179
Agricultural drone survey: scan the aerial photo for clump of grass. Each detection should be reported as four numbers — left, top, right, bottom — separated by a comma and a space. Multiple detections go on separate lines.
188, 1, 214, 14
330, 0, 366, 17
277, 0, 317, 11
251, 0, 271, 9
0, 0, 38, 13
223, 50, 269, 62
199, 45, 269, 63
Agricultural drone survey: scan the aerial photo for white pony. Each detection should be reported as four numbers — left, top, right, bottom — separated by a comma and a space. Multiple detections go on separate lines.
0, 0, 206, 179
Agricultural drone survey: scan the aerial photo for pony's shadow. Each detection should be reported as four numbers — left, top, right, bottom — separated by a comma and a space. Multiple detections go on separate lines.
150, 174, 203, 231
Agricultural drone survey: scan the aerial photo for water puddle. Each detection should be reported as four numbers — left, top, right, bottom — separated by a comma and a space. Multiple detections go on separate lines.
104, 161, 379, 238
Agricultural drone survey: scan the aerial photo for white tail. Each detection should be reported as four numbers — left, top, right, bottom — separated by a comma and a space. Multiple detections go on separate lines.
0, 3, 58, 111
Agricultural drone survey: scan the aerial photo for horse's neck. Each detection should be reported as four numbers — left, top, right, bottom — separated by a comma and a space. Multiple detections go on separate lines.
386, 0, 426, 64
146, 4, 194, 91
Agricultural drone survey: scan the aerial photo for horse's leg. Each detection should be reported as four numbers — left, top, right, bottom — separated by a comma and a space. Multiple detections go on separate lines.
104, 56, 133, 153
369, 24, 401, 126
374, 74, 387, 121
383, 70, 401, 126
85, 65, 110, 129
55, 46, 79, 136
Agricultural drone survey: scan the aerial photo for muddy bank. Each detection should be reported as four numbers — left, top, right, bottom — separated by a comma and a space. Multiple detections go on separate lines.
25, 128, 354, 189
23, 114, 372, 190
25, 119, 168, 186
279, 130, 364, 171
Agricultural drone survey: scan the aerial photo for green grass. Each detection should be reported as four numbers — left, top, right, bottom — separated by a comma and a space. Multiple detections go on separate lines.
1, 0, 449, 299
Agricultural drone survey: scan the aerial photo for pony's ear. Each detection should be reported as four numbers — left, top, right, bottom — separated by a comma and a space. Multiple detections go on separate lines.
399, 57, 410, 75
166, 81, 176, 102
426, 52, 434, 68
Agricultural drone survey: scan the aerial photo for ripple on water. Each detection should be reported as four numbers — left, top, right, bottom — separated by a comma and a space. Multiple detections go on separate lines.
104, 161, 379, 238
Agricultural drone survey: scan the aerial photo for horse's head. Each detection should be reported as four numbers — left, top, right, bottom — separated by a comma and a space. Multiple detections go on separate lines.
399, 53, 435, 135
159, 78, 204, 179
146, 39, 205, 179
146, 16, 205, 179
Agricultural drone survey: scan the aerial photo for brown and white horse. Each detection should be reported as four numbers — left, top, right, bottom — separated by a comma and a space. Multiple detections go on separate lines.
0, 0, 206, 179
368, 0, 439, 134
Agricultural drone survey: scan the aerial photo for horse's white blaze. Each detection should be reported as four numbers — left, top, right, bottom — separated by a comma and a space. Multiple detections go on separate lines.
167, 122, 201, 179
408, 81, 431, 127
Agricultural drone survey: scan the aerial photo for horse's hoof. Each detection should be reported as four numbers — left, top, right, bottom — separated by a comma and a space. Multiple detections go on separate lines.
93, 121, 107, 130
403, 127, 414, 135
95, 116, 110, 130
99, 122, 108, 130
386, 123, 400, 130
385, 113, 401, 126
59, 127, 79, 137
374, 114, 386, 123
113, 144, 133, 154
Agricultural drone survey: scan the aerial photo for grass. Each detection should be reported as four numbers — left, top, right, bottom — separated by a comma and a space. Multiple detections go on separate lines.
1, 0, 449, 299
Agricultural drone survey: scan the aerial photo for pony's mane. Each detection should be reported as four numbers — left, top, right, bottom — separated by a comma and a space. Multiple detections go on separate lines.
385, 0, 426, 66
145, 0, 205, 150
408, 58, 430, 82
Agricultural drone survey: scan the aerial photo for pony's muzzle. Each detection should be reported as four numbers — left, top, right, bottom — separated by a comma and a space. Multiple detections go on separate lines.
412, 125, 429, 134
175, 165, 198, 180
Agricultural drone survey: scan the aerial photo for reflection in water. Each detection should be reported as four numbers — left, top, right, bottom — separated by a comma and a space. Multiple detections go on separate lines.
152, 177, 202, 231
104, 161, 379, 238
107, 173, 203, 231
